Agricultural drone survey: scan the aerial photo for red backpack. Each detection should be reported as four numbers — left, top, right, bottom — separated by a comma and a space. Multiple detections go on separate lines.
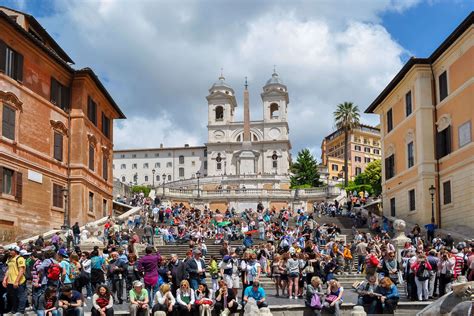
47, 261, 62, 281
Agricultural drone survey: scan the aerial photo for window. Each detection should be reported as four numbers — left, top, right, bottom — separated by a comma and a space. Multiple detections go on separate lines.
121, 164, 126, 169
217, 162, 222, 170
50, 78, 70, 111
355, 156, 361, 162
144, 175, 148, 182
409, 189, 416, 211
331, 164, 338, 171
179, 168, 184, 177
53, 132, 63, 161
132, 164, 137, 169
168, 152, 171, 157
120, 154, 125, 158
156, 175, 160, 181
204, 149, 207, 157
1, 167, 15, 195
102, 199, 107, 217
354, 145, 361, 151
405, 91, 412, 116
364, 157, 371, 163
272, 151, 278, 168
355, 167, 362, 175
155, 163, 160, 168
143, 163, 149, 169
443, 181, 451, 205
132, 154, 136, 158
121, 176, 125, 182
215, 106, 224, 121
374, 149, 380, 155
2, 104, 15, 140
407, 141, 414, 168
167, 175, 171, 181
390, 198, 396, 217
385, 154, 395, 180
387, 109, 393, 133
439, 71, 448, 101
179, 155, 184, 164
0, 40, 23, 81
102, 155, 108, 180
89, 145, 94, 171
89, 192, 94, 212
364, 147, 371, 153
192, 161, 195, 166
270, 103, 279, 118
52, 183, 64, 208
87, 96, 97, 126
436, 126, 451, 159
204, 161, 208, 170
166, 162, 172, 168
101, 113, 110, 138
155, 153, 159, 157
144, 154, 148, 158
364, 139, 369, 145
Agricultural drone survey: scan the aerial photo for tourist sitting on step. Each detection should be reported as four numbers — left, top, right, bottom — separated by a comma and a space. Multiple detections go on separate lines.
91, 285, 114, 316
57, 285, 84, 316
356, 274, 380, 313
215, 280, 238, 316
152, 283, 175, 316
372, 277, 399, 314
243, 281, 267, 309
129, 281, 149, 316
175, 280, 196, 316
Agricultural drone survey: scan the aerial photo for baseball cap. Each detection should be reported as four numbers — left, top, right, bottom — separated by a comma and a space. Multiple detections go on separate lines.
9, 246, 20, 253
19, 249, 31, 256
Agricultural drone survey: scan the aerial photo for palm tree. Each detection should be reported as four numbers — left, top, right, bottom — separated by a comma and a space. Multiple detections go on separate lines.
333, 102, 360, 187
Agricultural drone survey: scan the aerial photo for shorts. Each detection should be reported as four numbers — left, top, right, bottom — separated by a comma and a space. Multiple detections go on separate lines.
232, 275, 240, 289
289, 272, 299, 278
223, 274, 233, 288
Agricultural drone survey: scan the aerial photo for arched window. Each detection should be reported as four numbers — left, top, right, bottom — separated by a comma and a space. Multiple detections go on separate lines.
236, 134, 242, 142
253, 133, 258, 142
156, 175, 160, 181
272, 151, 278, 168
270, 103, 279, 119
179, 155, 184, 164
168, 175, 171, 181
215, 106, 224, 121
144, 175, 148, 182
121, 176, 125, 182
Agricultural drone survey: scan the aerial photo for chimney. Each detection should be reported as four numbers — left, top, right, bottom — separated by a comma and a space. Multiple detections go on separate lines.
160, 143, 163, 148
185, 144, 189, 147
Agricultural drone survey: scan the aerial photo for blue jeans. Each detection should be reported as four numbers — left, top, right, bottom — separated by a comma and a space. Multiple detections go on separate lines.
146, 283, 159, 306
58, 306, 84, 316
190, 276, 206, 290
37, 310, 60, 316
358, 255, 366, 273
6, 283, 27, 313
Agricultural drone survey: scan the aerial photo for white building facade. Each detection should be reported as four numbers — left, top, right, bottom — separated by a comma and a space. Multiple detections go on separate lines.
112, 72, 291, 187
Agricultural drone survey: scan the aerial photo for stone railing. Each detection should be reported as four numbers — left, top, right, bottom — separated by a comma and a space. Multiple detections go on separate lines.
160, 186, 340, 200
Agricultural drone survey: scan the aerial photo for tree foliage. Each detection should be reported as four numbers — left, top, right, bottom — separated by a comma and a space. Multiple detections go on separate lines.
344, 159, 382, 196
290, 149, 321, 188
333, 102, 360, 187
131, 185, 151, 197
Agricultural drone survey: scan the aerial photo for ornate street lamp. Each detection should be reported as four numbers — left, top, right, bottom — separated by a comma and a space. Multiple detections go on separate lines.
429, 185, 436, 223
196, 171, 201, 198
61, 188, 70, 230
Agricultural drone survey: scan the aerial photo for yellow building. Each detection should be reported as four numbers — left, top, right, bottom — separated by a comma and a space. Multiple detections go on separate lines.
365, 12, 474, 229
321, 125, 381, 181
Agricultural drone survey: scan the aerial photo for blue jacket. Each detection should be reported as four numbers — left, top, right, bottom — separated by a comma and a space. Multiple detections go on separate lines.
377, 284, 399, 299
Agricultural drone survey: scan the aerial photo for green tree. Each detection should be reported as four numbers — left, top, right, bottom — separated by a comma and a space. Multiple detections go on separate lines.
131, 185, 151, 197
344, 159, 382, 196
333, 102, 360, 187
290, 149, 321, 188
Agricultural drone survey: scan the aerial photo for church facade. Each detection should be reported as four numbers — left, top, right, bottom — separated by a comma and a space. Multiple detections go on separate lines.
113, 72, 291, 186
206, 72, 291, 178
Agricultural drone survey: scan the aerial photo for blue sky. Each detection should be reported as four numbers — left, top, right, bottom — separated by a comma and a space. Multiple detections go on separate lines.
2, 0, 473, 159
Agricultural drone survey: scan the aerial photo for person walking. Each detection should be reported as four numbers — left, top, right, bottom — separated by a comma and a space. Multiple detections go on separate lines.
411, 254, 432, 301
185, 249, 206, 290
355, 239, 368, 274
137, 246, 162, 304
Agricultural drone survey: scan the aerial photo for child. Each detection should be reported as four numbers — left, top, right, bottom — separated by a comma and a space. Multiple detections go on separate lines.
209, 255, 219, 293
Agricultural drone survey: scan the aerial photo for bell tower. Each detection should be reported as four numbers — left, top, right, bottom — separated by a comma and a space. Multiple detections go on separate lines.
261, 71, 289, 123
206, 75, 237, 126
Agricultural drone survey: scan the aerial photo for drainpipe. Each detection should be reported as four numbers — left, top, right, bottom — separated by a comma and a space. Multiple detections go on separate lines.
430, 64, 442, 228
66, 103, 72, 228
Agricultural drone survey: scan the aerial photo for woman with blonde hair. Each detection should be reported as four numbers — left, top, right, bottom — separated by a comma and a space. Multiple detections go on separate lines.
175, 280, 196, 316
323, 279, 343, 316
374, 277, 399, 314
152, 283, 175, 315
271, 254, 284, 297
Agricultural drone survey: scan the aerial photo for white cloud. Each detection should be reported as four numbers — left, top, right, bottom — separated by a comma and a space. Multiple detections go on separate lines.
31, 0, 420, 159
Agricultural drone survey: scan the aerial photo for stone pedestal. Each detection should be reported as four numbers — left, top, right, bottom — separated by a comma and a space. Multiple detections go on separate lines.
351, 305, 367, 316
391, 219, 411, 261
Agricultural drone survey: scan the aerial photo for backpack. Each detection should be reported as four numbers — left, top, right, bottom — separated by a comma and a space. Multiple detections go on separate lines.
47, 260, 62, 281
24, 258, 33, 281
416, 262, 430, 281
69, 263, 80, 281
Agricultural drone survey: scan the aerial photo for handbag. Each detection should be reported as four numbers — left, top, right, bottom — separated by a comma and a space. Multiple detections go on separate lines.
397, 271, 404, 285
310, 293, 322, 309
325, 294, 338, 304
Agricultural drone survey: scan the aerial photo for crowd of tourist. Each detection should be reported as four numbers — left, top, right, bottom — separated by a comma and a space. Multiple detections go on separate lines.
0, 193, 473, 316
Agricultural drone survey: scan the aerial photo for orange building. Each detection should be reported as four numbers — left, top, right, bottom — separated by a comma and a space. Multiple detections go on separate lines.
0, 7, 125, 239
321, 125, 381, 181
365, 12, 473, 229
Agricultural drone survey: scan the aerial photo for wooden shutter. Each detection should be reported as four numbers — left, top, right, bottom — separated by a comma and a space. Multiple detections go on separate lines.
15, 171, 22, 203
446, 126, 452, 155
0, 39, 6, 73
0, 166, 3, 195
15, 52, 23, 82
54, 132, 63, 161
103, 155, 108, 180
50, 78, 58, 104
62, 85, 70, 111
2, 105, 15, 140
89, 145, 94, 171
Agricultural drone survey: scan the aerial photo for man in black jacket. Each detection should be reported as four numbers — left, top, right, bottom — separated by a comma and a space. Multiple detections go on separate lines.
72, 223, 81, 246
107, 252, 127, 304
186, 249, 206, 290
167, 254, 186, 295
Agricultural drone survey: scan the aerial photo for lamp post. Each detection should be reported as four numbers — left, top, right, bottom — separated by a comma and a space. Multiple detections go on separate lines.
152, 169, 156, 189
429, 185, 436, 223
134, 172, 138, 185
162, 173, 166, 198
196, 171, 201, 198
61, 188, 70, 230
